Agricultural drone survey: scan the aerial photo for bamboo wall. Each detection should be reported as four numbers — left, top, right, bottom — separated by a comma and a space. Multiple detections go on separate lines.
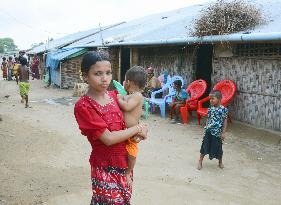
138, 46, 196, 86
61, 56, 83, 88
213, 56, 281, 131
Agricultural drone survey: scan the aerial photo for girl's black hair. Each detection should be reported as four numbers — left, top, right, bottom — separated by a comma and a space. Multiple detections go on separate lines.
209, 90, 222, 100
2, 57, 6, 61
9, 56, 12, 60
81, 51, 111, 73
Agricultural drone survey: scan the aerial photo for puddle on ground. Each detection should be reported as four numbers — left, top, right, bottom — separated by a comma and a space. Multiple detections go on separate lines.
33, 97, 79, 106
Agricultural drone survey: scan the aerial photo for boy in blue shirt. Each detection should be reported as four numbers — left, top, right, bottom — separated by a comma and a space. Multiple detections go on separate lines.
169, 80, 188, 123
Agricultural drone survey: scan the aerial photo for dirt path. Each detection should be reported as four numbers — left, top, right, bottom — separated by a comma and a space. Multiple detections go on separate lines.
0, 80, 281, 205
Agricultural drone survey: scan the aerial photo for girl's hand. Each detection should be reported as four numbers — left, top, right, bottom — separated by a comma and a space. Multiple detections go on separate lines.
221, 133, 226, 141
137, 123, 148, 140
132, 135, 144, 143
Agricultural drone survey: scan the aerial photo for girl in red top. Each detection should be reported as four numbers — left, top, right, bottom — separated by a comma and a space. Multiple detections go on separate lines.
31, 54, 40, 80
74, 51, 148, 205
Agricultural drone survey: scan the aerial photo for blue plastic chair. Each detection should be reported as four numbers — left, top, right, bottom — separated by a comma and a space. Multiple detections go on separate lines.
150, 76, 184, 118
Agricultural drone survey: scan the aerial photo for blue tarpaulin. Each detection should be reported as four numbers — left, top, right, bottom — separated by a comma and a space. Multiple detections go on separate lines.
46, 48, 85, 70
45, 48, 87, 86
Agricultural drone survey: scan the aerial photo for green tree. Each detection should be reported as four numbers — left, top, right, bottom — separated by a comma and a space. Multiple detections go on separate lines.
0, 38, 18, 53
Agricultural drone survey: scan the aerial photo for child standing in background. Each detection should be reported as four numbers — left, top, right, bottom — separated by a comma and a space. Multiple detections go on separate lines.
117, 66, 147, 186
197, 90, 228, 170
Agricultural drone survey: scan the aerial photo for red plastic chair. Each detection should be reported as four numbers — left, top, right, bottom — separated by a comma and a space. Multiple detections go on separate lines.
179, 79, 207, 124
197, 80, 237, 125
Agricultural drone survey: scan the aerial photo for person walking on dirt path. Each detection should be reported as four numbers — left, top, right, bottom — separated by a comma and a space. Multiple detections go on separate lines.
74, 51, 148, 205
18, 57, 31, 108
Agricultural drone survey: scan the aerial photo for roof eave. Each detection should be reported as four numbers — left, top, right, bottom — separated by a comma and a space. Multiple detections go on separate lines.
56, 32, 281, 49
109, 32, 281, 46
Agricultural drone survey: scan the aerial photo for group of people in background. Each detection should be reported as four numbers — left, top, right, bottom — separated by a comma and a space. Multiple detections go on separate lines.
1, 56, 16, 81
0, 51, 41, 108
1, 51, 40, 82
143, 66, 189, 123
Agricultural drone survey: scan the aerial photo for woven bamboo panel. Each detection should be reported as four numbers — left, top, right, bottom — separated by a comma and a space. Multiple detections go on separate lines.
61, 56, 83, 88
213, 56, 281, 131
138, 46, 196, 86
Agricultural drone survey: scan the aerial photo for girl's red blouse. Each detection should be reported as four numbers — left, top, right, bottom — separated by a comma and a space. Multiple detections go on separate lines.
74, 91, 128, 168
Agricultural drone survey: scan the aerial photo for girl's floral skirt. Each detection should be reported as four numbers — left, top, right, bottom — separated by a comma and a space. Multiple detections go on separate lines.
90, 166, 132, 205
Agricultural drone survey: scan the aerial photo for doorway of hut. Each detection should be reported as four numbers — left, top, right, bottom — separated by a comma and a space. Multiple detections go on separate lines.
196, 44, 213, 95
120, 48, 131, 82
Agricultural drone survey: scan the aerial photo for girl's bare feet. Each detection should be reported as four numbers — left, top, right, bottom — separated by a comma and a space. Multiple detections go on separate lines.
219, 161, 224, 169
197, 160, 203, 170
219, 159, 224, 169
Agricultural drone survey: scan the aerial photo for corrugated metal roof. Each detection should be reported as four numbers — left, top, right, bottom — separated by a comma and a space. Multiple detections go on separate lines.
65, 0, 281, 47
29, 23, 124, 54
66, 4, 202, 47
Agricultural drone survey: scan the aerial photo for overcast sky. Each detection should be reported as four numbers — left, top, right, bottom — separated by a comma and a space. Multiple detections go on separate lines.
0, 0, 210, 50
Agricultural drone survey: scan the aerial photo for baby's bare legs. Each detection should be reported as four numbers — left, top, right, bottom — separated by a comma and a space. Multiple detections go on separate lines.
125, 135, 143, 186
126, 155, 136, 187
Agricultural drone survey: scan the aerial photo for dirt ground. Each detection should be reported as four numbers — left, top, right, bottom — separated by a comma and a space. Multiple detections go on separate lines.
0, 80, 281, 205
